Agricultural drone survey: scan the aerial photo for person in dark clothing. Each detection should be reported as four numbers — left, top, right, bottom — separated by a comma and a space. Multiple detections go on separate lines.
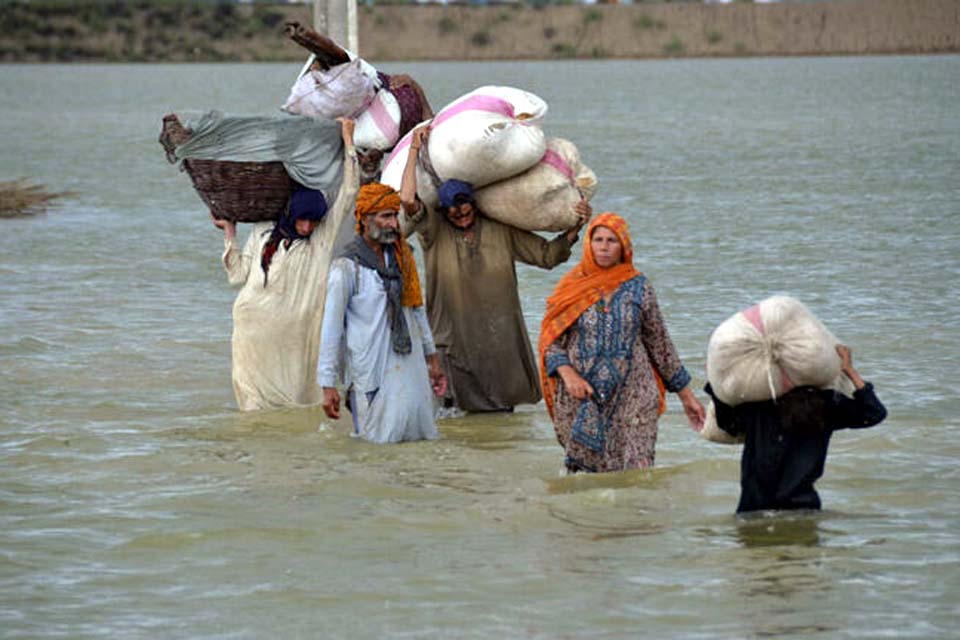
705, 345, 887, 514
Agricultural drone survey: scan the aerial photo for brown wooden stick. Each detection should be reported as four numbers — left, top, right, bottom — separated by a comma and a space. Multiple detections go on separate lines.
284, 21, 350, 70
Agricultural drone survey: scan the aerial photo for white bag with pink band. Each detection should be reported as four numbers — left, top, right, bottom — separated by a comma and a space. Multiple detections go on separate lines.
702, 295, 855, 444
381, 85, 548, 192
382, 86, 598, 232
281, 58, 376, 121
281, 56, 402, 152
353, 90, 402, 151
706, 295, 855, 407
474, 137, 597, 232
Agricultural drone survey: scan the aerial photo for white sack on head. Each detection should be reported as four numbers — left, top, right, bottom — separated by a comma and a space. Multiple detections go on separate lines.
381, 85, 547, 192
706, 295, 852, 406
473, 138, 598, 232
281, 59, 375, 120
354, 90, 402, 151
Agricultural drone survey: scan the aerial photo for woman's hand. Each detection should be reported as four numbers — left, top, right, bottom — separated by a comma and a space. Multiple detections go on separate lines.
678, 386, 706, 432
210, 211, 236, 241
557, 365, 594, 401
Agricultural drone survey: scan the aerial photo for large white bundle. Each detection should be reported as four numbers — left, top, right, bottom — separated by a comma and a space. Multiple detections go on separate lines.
706, 296, 851, 406
473, 138, 598, 232
281, 59, 375, 120
381, 85, 547, 192
353, 89, 402, 151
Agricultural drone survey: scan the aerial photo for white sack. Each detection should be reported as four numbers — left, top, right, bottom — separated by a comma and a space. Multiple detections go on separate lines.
706, 295, 852, 406
282, 59, 375, 120
353, 89, 402, 151
699, 400, 745, 445
381, 85, 547, 192
473, 138, 598, 232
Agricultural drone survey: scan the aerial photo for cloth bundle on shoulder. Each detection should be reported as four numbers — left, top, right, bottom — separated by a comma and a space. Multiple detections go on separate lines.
706, 295, 854, 407
281, 59, 376, 121
381, 85, 548, 193
473, 138, 598, 232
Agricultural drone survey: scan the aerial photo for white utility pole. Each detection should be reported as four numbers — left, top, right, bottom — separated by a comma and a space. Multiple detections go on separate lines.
314, 0, 359, 55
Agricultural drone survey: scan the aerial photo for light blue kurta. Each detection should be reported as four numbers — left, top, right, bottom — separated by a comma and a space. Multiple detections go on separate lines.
318, 254, 438, 443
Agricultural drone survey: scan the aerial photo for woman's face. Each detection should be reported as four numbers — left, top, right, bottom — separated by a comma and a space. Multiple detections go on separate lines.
590, 225, 623, 268
294, 218, 320, 237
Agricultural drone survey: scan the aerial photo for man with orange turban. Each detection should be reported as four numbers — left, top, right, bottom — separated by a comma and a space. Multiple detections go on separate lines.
318, 182, 447, 443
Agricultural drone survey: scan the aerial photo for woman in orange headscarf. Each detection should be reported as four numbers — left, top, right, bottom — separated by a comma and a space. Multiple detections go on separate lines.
538, 213, 705, 473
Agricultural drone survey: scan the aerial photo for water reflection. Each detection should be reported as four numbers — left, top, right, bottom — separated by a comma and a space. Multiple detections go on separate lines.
729, 512, 838, 637
734, 512, 823, 549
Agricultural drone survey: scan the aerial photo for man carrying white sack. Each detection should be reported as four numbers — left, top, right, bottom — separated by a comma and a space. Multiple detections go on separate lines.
318, 183, 447, 443
399, 126, 592, 413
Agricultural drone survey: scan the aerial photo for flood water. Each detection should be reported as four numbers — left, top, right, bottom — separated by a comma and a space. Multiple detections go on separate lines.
1, 56, 958, 638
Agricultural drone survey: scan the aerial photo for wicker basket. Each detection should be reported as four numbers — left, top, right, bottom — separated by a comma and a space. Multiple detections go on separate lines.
160, 114, 293, 223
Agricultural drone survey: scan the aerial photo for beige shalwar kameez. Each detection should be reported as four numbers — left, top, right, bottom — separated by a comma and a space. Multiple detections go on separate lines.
409, 210, 573, 412
221, 147, 358, 411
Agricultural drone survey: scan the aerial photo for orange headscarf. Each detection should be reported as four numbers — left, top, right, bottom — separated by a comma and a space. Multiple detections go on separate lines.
355, 183, 423, 308
537, 212, 666, 418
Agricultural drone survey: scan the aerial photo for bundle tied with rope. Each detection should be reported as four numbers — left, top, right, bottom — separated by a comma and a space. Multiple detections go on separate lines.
705, 295, 855, 408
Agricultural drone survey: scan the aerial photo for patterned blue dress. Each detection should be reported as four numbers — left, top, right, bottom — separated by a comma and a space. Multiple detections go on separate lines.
544, 275, 691, 472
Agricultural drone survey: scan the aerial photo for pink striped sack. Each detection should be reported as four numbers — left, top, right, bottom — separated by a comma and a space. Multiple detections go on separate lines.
473, 138, 598, 232
706, 296, 853, 407
353, 89, 402, 151
382, 85, 548, 192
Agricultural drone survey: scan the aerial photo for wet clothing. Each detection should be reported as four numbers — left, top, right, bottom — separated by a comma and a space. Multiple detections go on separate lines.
222, 148, 357, 411
544, 276, 691, 472
705, 383, 887, 513
410, 210, 574, 412
318, 251, 438, 443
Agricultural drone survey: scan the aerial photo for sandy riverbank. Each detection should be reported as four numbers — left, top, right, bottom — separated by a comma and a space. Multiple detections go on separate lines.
1, 0, 957, 63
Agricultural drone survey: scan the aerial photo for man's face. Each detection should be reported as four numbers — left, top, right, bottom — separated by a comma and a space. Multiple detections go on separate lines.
365, 209, 399, 244
445, 201, 475, 230
358, 148, 383, 176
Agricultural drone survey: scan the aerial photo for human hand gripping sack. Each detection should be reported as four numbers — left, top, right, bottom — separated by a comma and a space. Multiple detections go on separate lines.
565, 198, 593, 243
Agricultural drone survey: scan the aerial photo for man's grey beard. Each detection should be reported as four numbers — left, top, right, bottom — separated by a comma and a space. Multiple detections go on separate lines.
368, 224, 398, 244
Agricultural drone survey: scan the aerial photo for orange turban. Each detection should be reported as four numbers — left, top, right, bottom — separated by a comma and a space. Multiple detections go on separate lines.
537, 212, 665, 419
354, 183, 422, 308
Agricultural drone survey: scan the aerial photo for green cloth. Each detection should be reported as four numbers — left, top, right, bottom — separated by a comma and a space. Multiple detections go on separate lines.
174, 110, 344, 203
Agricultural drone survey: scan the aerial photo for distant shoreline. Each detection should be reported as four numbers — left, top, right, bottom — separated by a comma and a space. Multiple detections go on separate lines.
1, 0, 957, 64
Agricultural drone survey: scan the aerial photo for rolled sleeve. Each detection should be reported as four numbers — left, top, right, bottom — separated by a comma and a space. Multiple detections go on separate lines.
666, 366, 691, 393
544, 338, 572, 377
